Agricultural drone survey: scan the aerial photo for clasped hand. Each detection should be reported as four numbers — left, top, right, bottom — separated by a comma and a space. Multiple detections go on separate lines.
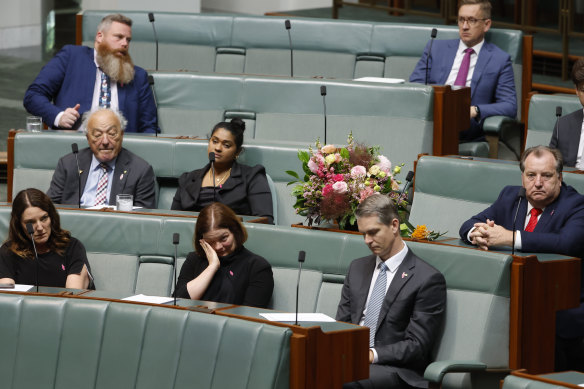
469, 219, 515, 250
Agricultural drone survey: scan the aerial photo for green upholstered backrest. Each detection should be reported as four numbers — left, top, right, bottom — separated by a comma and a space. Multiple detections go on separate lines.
410, 156, 522, 235
0, 293, 290, 389
525, 94, 581, 149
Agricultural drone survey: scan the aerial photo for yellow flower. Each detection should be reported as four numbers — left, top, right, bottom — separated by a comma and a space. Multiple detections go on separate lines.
393, 166, 401, 174
373, 185, 381, 191
378, 171, 386, 178
411, 225, 430, 240
369, 165, 381, 176
325, 154, 336, 165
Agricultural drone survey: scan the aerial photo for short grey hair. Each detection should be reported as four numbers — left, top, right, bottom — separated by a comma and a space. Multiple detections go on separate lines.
80, 108, 127, 133
355, 194, 399, 226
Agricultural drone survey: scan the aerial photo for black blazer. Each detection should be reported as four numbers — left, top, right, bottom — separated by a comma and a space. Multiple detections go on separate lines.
47, 147, 156, 208
550, 108, 583, 168
336, 249, 446, 388
171, 161, 274, 223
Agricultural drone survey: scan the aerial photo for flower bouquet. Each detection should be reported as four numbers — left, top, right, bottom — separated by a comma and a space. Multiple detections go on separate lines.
286, 133, 407, 230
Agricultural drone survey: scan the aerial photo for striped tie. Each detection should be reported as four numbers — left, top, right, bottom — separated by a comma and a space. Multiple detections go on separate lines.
94, 163, 109, 206
363, 262, 388, 347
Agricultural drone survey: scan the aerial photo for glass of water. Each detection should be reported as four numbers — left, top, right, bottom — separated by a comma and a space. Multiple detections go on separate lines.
116, 194, 133, 211
26, 116, 42, 132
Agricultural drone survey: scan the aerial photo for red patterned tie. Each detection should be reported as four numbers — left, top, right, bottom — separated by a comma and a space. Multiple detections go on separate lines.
454, 48, 474, 86
94, 163, 109, 206
525, 208, 542, 232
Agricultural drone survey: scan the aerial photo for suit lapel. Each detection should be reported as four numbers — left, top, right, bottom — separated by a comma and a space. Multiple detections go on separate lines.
117, 82, 127, 112
566, 110, 584, 164
79, 148, 93, 195
108, 149, 129, 204
470, 42, 493, 99
533, 184, 565, 232
376, 251, 416, 333
438, 40, 459, 85
355, 256, 377, 325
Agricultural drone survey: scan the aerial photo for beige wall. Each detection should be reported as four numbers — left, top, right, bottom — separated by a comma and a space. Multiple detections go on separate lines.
0, 0, 45, 49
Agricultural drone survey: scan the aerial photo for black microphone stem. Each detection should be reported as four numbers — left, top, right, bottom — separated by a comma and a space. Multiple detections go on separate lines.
295, 250, 306, 326
148, 13, 159, 71
321, 86, 327, 145
173, 233, 179, 306
285, 20, 293, 77
148, 75, 158, 137
26, 223, 39, 292
425, 28, 437, 85
72, 143, 81, 208
511, 188, 526, 256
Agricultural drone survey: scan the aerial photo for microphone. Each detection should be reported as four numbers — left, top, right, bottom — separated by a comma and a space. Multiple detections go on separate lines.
71, 143, 82, 208
321, 85, 327, 145
425, 28, 438, 85
554, 106, 562, 145
285, 20, 293, 77
295, 250, 306, 326
172, 233, 179, 306
26, 223, 40, 292
148, 75, 158, 137
398, 171, 415, 202
511, 187, 526, 256
148, 12, 159, 71
209, 152, 216, 202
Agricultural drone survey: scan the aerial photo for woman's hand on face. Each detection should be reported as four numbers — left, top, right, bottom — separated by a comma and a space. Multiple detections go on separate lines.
200, 239, 220, 269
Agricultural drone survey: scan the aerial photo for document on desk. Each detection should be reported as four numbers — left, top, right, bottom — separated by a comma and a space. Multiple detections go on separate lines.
260, 313, 336, 322
12, 284, 34, 292
122, 294, 175, 304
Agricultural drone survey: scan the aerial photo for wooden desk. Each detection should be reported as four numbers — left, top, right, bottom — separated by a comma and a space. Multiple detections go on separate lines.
217, 305, 369, 389
431, 85, 471, 156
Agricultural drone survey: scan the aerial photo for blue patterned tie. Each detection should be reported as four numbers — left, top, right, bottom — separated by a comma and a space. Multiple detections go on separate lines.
99, 71, 111, 108
363, 262, 388, 347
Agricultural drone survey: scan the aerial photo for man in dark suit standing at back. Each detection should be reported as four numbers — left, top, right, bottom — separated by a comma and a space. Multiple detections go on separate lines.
47, 108, 156, 209
550, 58, 584, 168
337, 194, 447, 389
409, 0, 516, 142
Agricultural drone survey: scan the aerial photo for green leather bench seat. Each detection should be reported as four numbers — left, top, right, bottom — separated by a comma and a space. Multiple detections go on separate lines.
151, 72, 434, 178
0, 293, 291, 389
410, 155, 584, 235
0, 206, 513, 388
501, 375, 564, 389
80, 11, 523, 88
525, 94, 581, 150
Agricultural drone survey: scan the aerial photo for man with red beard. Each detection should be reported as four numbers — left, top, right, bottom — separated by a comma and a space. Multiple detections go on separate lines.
24, 14, 159, 133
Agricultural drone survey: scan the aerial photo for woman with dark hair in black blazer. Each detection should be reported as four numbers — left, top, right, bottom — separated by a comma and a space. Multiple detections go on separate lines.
171, 118, 274, 224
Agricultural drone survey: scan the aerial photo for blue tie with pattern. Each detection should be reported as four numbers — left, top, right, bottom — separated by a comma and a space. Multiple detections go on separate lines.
99, 71, 111, 108
363, 262, 388, 347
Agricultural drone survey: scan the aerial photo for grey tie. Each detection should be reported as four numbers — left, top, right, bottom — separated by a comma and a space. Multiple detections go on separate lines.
363, 262, 388, 347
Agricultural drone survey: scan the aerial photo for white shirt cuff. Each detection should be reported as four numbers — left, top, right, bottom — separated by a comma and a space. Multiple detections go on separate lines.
514, 230, 522, 251
371, 348, 379, 364
54, 111, 64, 128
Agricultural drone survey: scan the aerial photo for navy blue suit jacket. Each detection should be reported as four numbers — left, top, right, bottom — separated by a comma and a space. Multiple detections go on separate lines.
410, 39, 517, 139
24, 45, 159, 133
550, 109, 583, 168
459, 184, 584, 338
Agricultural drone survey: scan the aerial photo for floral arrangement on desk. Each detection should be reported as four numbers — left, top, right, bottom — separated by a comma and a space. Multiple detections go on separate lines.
286, 133, 445, 240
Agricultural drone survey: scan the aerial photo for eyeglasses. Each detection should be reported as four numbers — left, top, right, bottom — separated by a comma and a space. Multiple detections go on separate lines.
457, 17, 488, 26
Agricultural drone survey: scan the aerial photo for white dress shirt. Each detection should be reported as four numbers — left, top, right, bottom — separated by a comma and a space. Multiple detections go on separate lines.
445, 39, 485, 87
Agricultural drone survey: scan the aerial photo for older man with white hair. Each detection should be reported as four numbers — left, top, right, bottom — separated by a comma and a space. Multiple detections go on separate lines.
47, 108, 156, 208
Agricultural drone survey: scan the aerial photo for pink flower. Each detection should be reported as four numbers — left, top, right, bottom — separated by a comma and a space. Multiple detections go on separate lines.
321, 144, 336, 154
322, 183, 334, 196
351, 165, 367, 179
376, 155, 392, 173
359, 187, 375, 201
308, 159, 319, 174
332, 181, 348, 194
334, 174, 344, 182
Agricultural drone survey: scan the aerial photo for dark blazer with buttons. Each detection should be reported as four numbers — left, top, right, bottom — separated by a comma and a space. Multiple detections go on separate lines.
47, 147, 156, 208
336, 249, 447, 388
550, 108, 583, 168
171, 161, 274, 224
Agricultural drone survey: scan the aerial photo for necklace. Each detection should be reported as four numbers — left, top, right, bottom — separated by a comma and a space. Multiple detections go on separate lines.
213, 168, 232, 187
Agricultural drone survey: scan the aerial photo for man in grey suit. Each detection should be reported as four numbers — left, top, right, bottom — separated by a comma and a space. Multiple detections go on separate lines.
337, 194, 446, 389
47, 108, 156, 208
550, 58, 584, 168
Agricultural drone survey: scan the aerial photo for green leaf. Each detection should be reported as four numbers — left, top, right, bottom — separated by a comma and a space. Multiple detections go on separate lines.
340, 148, 350, 159
286, 170, 300, 179
298, 150, 310, 163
